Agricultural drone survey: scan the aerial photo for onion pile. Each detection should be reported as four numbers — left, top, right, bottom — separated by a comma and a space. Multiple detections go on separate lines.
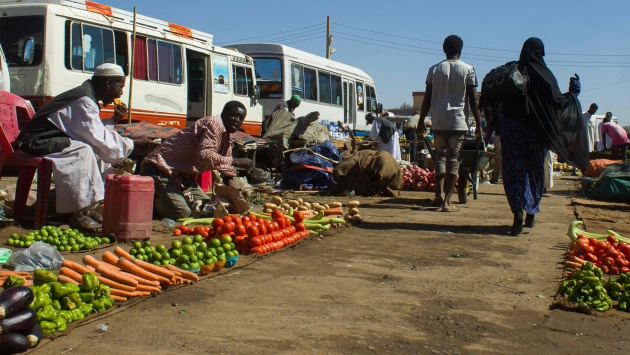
402, 165, 436, 191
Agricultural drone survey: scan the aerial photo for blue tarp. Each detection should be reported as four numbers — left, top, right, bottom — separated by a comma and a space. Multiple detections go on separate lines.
280, 140, 341, 191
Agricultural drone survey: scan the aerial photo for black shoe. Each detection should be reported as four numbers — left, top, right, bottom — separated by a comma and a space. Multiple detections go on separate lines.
525, 213, 535, 228
509, 211, 524, 236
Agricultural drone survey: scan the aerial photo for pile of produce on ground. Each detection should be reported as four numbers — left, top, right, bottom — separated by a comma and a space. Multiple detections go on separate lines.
565, 221, 630, 274
0, 286, 42, 354
5, 226, 111, 251
259, 196, 362, 221
1, 271, 32, 289
556, 220, 630, 313
401, 165, 436, 192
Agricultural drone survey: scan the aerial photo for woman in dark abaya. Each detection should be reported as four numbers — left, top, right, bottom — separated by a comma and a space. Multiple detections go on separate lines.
500, 37, 584, 236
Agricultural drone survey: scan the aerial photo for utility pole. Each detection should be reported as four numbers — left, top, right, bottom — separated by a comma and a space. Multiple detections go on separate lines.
326, 16, 332, 59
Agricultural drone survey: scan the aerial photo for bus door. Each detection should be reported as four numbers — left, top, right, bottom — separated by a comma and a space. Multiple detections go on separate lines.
343, 79, 356, 129
186, 50, 207, 122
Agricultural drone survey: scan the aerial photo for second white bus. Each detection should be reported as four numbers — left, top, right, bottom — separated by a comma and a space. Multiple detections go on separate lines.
227, 43, 380, 133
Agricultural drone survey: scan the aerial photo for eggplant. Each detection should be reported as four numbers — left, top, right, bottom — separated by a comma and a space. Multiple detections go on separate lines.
0, 333, 30, 355
0, 308, 37, 335
0, 286, 34, 320
19, 323, 43, 348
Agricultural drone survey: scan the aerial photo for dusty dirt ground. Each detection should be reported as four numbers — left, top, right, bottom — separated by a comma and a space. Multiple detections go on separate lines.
2, 174, 630, 354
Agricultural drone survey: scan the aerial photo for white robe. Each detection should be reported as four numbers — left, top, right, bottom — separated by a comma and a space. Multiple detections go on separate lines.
44, 97, 134, 213
370, 120, 401, 160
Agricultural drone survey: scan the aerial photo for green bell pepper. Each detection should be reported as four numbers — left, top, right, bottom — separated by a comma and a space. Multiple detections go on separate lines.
61, 296, 77, 310
51, 282, 81, 299
93, 296, 114, 312
51, 299, 62, 310
94, 284, 111, 299
29, 290, 52, 310
53, 316, 67, 332
79, 292, 95, 304
3, 275, 26, 288
80, 272, 99, 292
79, 303, 93, 316
37, 305, 59, 321
34, 269, 58, 286
69, 292, 83, 307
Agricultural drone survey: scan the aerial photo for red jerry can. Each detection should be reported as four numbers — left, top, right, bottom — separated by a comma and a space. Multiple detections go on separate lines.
102, 174, 154, 241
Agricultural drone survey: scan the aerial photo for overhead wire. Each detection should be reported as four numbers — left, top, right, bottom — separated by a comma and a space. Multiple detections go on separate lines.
215, 23, 323, 45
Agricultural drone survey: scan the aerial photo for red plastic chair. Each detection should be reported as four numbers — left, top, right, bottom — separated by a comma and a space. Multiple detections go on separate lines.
0, 90, 53, 228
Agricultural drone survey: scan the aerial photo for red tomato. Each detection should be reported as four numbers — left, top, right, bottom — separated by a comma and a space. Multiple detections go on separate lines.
610, 266, 620, 275
276, 218, 285, 229
293, 210, 305, 223
250, 236, 262, 247
250, 247, 263, 255
248, 213, 257, 221
618, 242, 630, 256
247, 225, 259, 238
603, 256, 615, 268
243, 221, 252, 229
294, 222, 306, 232
173, 228, 182, 236
607, 235, 618, 245
288, 226, 296, 235
212, 218, 225, 230
271, 209, 284, 221
285, 218, 292, 228
200, 230, 209, 238
588, 238, 598, 246
622, 267, 630, 273
235, 224, 246, 237
615, 258, 626, 268
222, 215, 233, 223
606, 247, 620, 258
601, 265, 610, 274
259, 224, 267, 235
241, 216, 251, 223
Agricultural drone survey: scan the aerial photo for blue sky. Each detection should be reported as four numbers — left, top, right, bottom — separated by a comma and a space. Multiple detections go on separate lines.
103, 0, 630, 125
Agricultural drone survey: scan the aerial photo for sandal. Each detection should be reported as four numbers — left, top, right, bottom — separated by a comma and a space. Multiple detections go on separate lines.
85, 209, 104, 224
69, 212, 102, 234
442, 204, 459, 212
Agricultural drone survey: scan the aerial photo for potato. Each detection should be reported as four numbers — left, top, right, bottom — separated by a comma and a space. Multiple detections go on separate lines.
311, 203, 321, 209
297, 205, 310, 211
313, 205, 325, 211
297, 198, 304, 206
323, 204, 330, 210
287, 200, 300, 208
302, 202, 311, 209
344, 214, 353, 221
349, 208, 360, 216
263, 202, 278, 210
347, 200, 360, 208
263, 208, 273, 213
270, 196, 283, 205
281, 203, 291, 210
328, 202, 343, 209
351, 214, 362, 221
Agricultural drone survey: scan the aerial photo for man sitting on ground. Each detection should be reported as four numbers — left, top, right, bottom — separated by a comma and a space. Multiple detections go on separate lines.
15, 63, 134, 232
140, 101, 254, 219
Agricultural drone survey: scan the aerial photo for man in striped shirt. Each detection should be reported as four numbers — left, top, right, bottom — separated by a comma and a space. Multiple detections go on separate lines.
141, 101, 253, 219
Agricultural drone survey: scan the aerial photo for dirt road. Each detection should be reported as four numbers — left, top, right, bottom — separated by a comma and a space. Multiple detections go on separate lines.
5, 175, 630, 354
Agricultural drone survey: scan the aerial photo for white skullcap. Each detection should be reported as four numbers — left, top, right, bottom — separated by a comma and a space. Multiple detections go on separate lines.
93, 63, 125, 77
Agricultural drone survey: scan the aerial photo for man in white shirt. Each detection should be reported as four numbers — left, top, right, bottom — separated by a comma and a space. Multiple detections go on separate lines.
16, 63, 134, 232
582, 103, 598, 152
418, 35, 481, 212
366, 113, 401, 160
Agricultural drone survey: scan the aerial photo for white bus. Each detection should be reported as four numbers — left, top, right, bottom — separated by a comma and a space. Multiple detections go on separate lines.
0, 0, 263, 133
226, 43, 380, 133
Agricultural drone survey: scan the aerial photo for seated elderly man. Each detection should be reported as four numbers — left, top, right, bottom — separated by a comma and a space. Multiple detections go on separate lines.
16, 63, 134, 232
140, 101, 254, 219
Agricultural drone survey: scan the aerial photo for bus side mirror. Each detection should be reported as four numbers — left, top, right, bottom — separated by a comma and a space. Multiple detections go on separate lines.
251, 84, 260, 105
376, 103, 383, 115
22, 37, 35, 65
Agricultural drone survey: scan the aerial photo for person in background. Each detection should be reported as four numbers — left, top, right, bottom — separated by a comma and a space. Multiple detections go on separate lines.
418, 35, 481, 212
483, 104, 502, 184
600, 112, 629, 161
404, 111, 420, 162
583, 103, 598, 152
263, 94, 301, 134
15, 63, 133, 232
140, 101, 254, 219
499, 38, 567, 236
366, 112, 401, 160
597, 112, 614, 152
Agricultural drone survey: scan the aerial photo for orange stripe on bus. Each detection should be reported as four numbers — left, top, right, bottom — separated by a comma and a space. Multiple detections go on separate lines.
85, 1, 113, 17
168, 23, 193, 39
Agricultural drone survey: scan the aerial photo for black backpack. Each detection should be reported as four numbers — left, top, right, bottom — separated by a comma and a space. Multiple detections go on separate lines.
480, 61, 528, 102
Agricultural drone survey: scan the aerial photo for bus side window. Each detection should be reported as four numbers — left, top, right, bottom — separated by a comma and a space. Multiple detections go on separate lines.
304, 67, 317, 101
356, 82, 364, 111
114, 30, 128, 75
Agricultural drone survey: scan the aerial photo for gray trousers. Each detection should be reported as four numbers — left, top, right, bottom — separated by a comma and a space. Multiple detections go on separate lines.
140, 163, 209, 219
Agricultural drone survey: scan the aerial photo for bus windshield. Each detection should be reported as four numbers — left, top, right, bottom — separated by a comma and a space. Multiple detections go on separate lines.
254, 58, 282, 99
0, 16, 45, 67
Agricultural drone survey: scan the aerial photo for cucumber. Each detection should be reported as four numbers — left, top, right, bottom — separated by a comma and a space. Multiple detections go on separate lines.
0, 308, 38, 335
0, 286, 34, 320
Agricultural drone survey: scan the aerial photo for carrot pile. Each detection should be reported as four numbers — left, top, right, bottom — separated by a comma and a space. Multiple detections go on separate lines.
58, 247, 199, 303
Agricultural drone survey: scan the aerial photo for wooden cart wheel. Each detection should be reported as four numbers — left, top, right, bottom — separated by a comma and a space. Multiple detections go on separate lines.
458, 174, 470, 204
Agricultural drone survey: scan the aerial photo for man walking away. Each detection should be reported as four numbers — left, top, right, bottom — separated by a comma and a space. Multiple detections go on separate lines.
418, 35, 481, 212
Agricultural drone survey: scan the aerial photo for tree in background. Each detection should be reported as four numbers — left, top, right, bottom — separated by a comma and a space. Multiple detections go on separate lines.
388, 102, 415, 116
